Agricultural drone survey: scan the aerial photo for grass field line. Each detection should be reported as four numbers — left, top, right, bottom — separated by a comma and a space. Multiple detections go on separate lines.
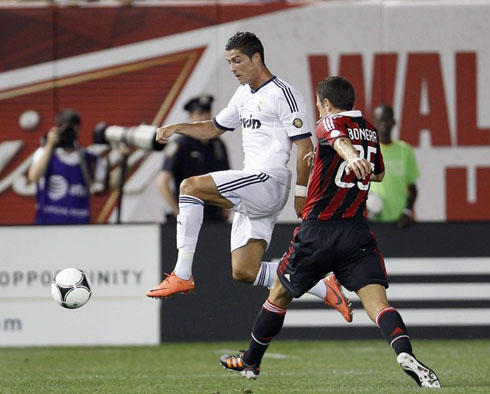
216, 348, 300, 360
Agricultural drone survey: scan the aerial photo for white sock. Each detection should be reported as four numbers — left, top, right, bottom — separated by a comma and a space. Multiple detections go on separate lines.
253, 261, 279, 288
253, 261, 278, 288
174, 195, 204, 280
253, 261, 327, 300
174, 251, 194, 280
307, 279, 327, 299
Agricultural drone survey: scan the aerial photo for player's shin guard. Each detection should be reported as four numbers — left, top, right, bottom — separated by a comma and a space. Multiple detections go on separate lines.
244, 299, 287, 366
174, 195, 204, 279
376, 307, 413, 355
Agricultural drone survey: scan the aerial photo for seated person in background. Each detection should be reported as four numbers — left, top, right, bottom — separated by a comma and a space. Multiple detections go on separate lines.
157, 94, 230, 222
27, 109, 108, 224
368, 104, 419, 229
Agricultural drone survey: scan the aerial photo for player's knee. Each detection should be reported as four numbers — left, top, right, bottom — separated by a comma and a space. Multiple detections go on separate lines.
231, 266, 255, 283
179, 177, 201, 196
230, 256, 257, 283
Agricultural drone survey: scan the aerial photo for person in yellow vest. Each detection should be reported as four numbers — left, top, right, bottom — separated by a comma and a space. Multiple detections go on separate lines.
368, 105, 419, 229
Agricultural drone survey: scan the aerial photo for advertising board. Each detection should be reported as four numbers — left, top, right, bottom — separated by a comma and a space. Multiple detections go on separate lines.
0, 225, 160, 346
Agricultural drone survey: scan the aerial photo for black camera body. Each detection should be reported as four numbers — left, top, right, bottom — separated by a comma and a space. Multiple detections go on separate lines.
40, 124, 78, 149
44, 109, 82, 149
56, 124, 78, 148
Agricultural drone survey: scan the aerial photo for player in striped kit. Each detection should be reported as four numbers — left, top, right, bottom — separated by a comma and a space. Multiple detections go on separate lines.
221, 76, 440, 389
147, 32, 352, 322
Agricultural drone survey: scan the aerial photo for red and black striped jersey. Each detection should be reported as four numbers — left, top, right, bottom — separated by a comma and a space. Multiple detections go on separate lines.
302, 110, 384, 221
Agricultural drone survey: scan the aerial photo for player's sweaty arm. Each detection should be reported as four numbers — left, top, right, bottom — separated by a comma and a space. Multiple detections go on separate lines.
293, 137, 314, 217
156, 120, 224, 144
333, 137, 372, 180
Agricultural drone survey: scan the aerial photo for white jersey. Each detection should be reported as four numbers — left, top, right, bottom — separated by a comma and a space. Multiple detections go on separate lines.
214, 76, 311, 186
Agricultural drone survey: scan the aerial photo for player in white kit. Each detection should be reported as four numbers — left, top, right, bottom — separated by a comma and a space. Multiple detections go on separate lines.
147, 32, 352, 322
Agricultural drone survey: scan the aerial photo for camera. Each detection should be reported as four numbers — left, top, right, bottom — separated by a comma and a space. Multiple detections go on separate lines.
56, 124, 78, 148
93, 122, 164, 151
40, 108, 80, 148
40, 123, 78, 148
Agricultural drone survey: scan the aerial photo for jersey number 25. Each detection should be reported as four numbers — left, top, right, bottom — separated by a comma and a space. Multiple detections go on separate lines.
335, 145, 377, 191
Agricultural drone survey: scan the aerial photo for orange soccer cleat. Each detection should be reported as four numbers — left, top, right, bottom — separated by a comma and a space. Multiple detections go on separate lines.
146, 272, 195, 298
323, 274, 353, 323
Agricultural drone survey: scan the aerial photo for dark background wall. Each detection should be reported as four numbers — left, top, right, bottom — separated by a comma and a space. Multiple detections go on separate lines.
160, 221, 490, 342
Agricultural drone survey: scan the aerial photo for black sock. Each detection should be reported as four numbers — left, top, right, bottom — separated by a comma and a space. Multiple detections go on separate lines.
243, 299, 286, 366
376, 307, 413, 355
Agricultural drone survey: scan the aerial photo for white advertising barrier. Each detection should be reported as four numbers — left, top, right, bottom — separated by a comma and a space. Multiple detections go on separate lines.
0, 225, 160, 346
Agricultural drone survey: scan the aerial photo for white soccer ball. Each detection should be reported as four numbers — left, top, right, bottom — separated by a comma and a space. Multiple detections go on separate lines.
51, 268, 92, 309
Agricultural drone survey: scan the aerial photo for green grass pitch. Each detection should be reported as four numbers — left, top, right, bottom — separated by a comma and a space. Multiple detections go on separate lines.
1, 340, 489, 393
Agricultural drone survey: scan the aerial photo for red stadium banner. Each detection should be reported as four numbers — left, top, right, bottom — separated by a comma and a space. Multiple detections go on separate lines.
0, 47, 205, 224
0, 3, 299, 225
0, 2, 489, 224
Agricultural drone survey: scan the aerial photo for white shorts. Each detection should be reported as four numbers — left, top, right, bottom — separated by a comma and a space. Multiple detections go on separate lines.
210, 169, 290, 251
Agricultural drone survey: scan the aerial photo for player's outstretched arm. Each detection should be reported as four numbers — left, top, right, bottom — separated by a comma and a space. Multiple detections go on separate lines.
156, 120, 224, 144
333, 137, 372, 180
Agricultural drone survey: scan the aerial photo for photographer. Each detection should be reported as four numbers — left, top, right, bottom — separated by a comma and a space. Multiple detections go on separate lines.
27, 109, 108, 224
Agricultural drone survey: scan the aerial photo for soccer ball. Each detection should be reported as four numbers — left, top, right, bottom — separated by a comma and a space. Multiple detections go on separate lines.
51, 268, 92, 309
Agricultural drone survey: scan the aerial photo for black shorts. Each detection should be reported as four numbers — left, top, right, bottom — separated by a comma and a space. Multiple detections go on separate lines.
277, 219, 388, 298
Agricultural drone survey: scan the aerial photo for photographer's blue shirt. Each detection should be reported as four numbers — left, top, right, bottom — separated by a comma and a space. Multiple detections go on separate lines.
33, 147, 96, 224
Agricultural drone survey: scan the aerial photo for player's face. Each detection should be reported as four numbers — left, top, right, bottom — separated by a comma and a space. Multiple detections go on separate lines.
316, 94, 329, 117
373, 107, 395, 141
226, 49, 256, 86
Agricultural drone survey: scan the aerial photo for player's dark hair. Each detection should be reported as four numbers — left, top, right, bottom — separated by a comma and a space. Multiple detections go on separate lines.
225, 32, 265, 64
316, 76, 355, 111
375, 104, 394, 119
